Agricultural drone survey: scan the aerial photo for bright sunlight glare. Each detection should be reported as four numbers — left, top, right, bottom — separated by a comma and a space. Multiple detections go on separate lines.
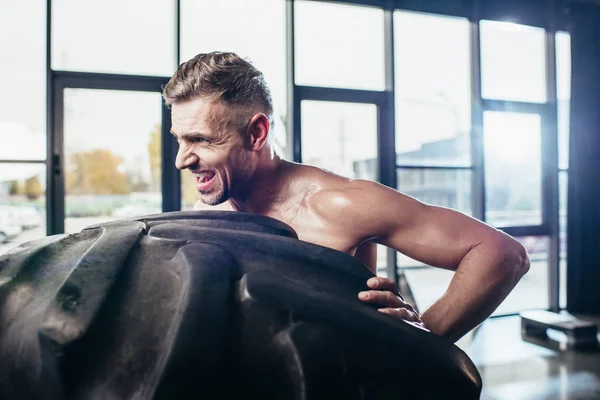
483, 111, 541, 164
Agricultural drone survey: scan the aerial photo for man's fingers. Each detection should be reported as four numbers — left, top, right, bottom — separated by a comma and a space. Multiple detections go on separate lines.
378, 308, 426, 328
378, 307, 415, 320
367, 277, 400, 296
359, 290, 405, 308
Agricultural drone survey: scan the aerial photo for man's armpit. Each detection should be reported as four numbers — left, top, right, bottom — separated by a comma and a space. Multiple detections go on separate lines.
354, 240, 378, 273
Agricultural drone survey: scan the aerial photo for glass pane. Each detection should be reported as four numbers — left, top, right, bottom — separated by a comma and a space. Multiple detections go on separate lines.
63, 89, 162, 233
559, 172, 567, 309
376, 244, 388, 278
398, 169, 472, 215
301, 101, 378, 180
52, 0, 175, 76
0, 0, 46, 161
559, 172, 567, 257
480, 21, 547, 103
557, 32, 571, 170
496, 236, 549, 314
394, 12, 471, 167
484, 111, 542, 227
295, 1, 385, 90
396, 168, 472, 269
181, 170, 198, 211
180, 0, 289, 159
401, 267, 454, 313
560, 258, 567, 310
0, 164, 46, 255
0, 123, 46, 162
397, 254, 427, 269
400, 236, 549, 315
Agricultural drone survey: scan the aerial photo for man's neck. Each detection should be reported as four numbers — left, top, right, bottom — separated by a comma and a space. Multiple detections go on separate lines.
229, 154, 292, 215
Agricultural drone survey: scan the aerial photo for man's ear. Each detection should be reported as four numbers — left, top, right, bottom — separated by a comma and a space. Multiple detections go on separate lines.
247, 113, 270, 151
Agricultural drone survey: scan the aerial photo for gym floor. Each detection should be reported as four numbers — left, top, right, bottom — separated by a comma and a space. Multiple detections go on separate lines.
458, 316, 600, 399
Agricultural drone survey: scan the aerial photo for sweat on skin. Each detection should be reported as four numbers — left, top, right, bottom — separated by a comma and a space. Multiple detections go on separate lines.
165, 53, 530, 342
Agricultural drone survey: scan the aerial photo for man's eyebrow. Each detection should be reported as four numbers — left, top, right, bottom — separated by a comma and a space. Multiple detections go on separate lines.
170, 129, 207, 139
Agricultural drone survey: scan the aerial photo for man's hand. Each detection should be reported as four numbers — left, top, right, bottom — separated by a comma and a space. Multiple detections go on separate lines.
359, 277, 428, 330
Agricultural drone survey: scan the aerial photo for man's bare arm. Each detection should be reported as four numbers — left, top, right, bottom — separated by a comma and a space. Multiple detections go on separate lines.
353, 241, 377, 273
330, 180, 530, 342
382, 204, 529, 342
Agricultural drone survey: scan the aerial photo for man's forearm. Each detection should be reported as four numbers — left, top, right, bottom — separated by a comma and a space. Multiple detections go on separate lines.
420, 241, 530, 342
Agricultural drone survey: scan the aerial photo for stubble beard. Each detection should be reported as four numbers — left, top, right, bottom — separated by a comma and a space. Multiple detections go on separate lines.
198, 177, 227, 206
198, 149, 252, 206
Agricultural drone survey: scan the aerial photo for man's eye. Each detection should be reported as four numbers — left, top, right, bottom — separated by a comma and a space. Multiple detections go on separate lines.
191, 137, 207, 143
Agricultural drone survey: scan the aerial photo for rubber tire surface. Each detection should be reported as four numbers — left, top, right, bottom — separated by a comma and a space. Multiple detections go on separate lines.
0, 211, 482, 399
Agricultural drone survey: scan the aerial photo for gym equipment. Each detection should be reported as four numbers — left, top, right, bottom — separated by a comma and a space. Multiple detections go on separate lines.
0, 211, 482, 399
521, 310, 599, 350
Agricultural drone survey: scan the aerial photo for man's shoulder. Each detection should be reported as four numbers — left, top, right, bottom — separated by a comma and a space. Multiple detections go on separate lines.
306, 175, 390, 223
293, 163, 376, 193
308, 172, 427, 218
315, 179, 372, 200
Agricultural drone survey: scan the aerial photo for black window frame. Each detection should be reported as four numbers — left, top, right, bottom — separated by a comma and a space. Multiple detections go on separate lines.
32, 0, 567, 314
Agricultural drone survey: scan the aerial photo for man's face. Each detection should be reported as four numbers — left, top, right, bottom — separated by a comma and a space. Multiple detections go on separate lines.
171, 97, 253, 205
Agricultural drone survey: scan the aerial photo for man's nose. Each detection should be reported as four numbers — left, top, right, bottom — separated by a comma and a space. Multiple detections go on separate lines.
175, 144, 199, 170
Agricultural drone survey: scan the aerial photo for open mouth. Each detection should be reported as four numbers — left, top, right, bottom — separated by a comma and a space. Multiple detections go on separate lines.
196, 170, 215, 183
194, 170, 216, 191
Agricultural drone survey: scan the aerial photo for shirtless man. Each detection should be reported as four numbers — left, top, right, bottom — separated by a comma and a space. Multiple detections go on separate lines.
163, 52, 530, 343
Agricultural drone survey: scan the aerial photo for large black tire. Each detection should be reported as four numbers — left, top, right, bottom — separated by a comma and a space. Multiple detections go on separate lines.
0, 211, 481, 399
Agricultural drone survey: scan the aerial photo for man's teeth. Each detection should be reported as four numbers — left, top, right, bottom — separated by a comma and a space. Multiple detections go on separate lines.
195, 172, 214, 183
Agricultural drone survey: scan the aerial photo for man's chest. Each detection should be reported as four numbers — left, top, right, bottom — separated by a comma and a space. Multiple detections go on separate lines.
194, 199, 361, 254
268, 207, 360, 255
275, 208, 377, 272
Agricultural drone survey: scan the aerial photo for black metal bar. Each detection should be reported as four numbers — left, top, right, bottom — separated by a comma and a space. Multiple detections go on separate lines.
161, 104, 180, 212
382, 5, 398, 283
46, 0, 54, 236
51, 78, 65, 234
293, 87, 302, 163
470, 20, 485, 222
295, 86, 386, 105
396, 164, 474, 170
175, 0, 181, 66
489, 312, 522, 318
383, 2, 394, 94
500, 225, 551, 238
321, 0, 388, 9
164, 0, 181, 212
52, 71, 169, 91
287, 0, 299, 162
294, 0, 568, 31
482, 99, 547, 114
397, 265, 432, 272
545, 30, 560, 312
0, 159, 48, 164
